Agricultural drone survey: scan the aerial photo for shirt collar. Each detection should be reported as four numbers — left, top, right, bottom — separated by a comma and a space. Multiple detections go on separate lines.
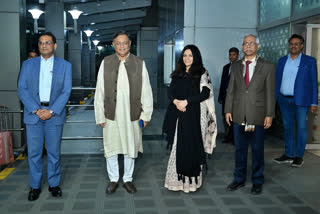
40, 55, 54, 63
117, 53, 130, 62
243, 56, 258, 65
288, 53, 302, 61
244, 56, 256, 62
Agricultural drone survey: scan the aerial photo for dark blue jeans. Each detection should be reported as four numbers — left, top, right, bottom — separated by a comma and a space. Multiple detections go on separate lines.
233, 123, 265, 184
278, 95, 309, 158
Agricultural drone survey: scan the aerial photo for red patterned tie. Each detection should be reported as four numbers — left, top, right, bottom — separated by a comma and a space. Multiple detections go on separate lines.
244, 61, 252, 87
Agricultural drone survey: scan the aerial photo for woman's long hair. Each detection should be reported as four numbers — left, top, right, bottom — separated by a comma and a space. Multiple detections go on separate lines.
171, 45, 206, 78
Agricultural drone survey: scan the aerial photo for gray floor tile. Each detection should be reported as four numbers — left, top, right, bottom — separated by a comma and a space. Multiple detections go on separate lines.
1, 185, 17, 191
80, 183, 99, 189
40, 202, 64, 211
134, 199, 156, 208
46, 192, 69, 200
221, 197, 246, 205
105, 200, 127, 209
230, 208, 256, 214
192, 198, 215, 206
72, 201, 95, 210
260, 207, 289, 214
168, 209, 191, 214
76, 191, 96, 199
82, 175, 101, 181
135, 210, 159, 214
249, 196, 275, 205
277, 195, 304, 204
133, 189, 153, 197
213, 187, 236, 195
290, 206, 319, 214
0, 194, 9, 201
7, 204, 33, 212
267, 185, 289, 194
163, 198, 186, 207
199, 209, 223, 214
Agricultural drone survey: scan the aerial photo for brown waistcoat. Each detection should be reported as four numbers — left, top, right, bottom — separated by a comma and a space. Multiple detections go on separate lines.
103, 53, 143, 121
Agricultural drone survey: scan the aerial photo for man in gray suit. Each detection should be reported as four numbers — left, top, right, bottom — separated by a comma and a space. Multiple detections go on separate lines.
225, 34, 275, 195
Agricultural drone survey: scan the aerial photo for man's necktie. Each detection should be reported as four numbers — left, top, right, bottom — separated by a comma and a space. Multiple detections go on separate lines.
244, 61, 252, 87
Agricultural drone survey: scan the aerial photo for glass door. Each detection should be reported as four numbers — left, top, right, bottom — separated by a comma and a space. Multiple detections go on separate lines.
306, 24, 320, 147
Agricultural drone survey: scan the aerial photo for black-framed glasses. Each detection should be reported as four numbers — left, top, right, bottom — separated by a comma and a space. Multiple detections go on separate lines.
289, 42, 302, 46
38, 41, 54, 46
242, 42, 257, 47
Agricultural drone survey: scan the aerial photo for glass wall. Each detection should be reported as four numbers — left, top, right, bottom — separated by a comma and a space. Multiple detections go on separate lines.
258, 24, 290, 63
259, 0, 290, 24
258, 0, 320, 141
293, 0, 320, 15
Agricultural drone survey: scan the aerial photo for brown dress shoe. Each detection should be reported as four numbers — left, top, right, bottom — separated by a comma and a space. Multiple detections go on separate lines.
106, 182, 118, 194
123, 181, 137, 193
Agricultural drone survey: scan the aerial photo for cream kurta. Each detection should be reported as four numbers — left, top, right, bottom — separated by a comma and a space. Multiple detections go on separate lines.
94, 57, 153, 158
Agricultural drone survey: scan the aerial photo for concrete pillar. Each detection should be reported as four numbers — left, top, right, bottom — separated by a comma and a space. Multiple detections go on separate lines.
81, 44, 90, 87
139, 27, 159, 105
45, 0, 64, 59
0, 0, 26, 148
89, 49, 96, 87
68, 32, 81, 86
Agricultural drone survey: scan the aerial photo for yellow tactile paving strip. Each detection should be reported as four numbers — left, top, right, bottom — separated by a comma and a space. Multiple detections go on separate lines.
0, 168, 15, 180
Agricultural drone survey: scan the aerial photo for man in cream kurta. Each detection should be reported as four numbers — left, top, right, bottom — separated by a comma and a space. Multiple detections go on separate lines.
94, 31, 153, 194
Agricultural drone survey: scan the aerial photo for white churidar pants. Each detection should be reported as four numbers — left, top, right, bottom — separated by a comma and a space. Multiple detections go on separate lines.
106, 154, 135, 182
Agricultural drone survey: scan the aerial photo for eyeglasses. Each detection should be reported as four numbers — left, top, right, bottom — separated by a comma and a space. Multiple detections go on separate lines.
38, 41, 54, 46
242, 42, 257, 47
289, 42, 302, 46
114, 42, 129, 47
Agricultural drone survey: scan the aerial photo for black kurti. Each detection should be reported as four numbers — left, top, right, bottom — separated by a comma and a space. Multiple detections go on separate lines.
163, 74, 210, 183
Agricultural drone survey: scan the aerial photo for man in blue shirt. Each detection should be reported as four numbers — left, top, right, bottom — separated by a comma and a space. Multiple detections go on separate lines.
18, 32, 72, 201
274, 34, 318, 167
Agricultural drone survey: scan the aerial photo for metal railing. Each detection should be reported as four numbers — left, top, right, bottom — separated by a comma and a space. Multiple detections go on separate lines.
0, 87, 100, 140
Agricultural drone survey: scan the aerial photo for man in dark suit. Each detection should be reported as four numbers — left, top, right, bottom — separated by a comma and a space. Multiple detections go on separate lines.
218, 47, 239, 144
18, 32, 72, 201
225, 34, 275, 195
273, 34, 318, 167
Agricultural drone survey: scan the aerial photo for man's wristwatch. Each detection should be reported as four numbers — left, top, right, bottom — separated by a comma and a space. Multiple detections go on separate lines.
49, 110, 55, 116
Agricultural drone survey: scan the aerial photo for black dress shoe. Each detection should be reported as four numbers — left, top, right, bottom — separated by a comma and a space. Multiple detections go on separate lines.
48, 186, 62, 197
123, 181, 137, 193
251, 183, 263, 195
28, 188, 41, 201
227, 181, 245, 191
106, 182, 119, 194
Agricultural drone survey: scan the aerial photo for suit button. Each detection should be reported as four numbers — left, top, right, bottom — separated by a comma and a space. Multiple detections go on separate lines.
114, 99, 116, 102
246, 91, 248, 93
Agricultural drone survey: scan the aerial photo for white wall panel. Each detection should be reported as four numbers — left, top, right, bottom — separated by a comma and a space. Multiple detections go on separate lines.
195, 0, 258, 28
184, 0, 195, 27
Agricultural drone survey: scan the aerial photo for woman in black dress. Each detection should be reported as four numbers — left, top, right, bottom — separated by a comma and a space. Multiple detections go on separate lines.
163, 45, 217, 192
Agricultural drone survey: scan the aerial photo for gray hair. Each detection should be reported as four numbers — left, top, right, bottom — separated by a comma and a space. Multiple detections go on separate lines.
243, 34, 260, 44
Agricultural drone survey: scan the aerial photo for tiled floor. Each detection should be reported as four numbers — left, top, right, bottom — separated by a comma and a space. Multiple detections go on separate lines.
1, 109, 320, 214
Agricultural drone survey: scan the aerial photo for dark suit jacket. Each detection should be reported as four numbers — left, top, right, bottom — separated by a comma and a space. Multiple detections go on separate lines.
275, 54, 318, 106
218, 63, 231, 104
224, 58, 276, 126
